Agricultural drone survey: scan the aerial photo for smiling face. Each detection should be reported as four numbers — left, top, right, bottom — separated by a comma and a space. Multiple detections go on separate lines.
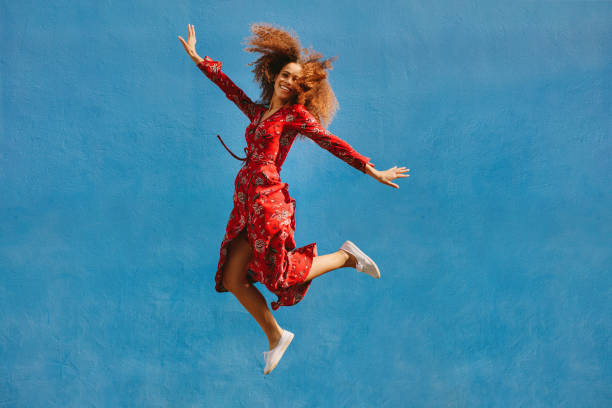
273, 62, 302, 103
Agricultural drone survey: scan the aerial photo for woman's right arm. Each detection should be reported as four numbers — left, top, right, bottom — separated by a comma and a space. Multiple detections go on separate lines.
195, 56, 259, 121
179, 24, 259, 121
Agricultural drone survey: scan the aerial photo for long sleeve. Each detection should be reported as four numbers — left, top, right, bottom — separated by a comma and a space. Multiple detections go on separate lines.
287, 104, 371, 174
196, 56, 259, 121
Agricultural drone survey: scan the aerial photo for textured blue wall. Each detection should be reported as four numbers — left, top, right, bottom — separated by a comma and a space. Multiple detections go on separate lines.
1, 0, 611, 407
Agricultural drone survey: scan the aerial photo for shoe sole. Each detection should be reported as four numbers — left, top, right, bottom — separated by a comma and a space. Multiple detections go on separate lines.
264, 331, 294, 375
342, 240, 381, 279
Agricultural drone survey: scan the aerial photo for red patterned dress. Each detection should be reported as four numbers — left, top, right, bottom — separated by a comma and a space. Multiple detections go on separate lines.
197, 56, 371, 310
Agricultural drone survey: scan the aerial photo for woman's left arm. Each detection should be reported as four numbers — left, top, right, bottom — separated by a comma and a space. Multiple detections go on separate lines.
288, 105, 372, 174
288, 105, 410, 188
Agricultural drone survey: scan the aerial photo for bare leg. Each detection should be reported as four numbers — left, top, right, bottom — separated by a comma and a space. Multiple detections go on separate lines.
222, 230, 283, 349
304, 249, 357, 282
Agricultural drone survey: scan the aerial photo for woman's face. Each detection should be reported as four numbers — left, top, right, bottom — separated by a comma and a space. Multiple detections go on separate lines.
273, 62, 302, 102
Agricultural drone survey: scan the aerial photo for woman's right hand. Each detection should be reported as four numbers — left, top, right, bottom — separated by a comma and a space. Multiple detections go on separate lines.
178, 24, 200, 61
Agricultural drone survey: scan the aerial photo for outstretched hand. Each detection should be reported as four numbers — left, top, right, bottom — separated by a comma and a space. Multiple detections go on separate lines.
178, 24, 198, 58
365, 163, 410, 189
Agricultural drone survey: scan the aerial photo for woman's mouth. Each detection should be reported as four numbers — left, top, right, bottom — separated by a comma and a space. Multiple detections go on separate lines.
280, 84, 291, 93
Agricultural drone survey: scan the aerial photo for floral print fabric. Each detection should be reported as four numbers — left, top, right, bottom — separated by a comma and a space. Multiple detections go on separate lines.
198, 56, 371, 310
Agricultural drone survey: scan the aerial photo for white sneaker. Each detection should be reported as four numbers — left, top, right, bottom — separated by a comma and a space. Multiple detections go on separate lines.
263, 329, 294, 375
340, 240, 381, 279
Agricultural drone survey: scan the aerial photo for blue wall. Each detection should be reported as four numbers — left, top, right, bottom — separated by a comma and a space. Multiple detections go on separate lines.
1, 0, 611, 406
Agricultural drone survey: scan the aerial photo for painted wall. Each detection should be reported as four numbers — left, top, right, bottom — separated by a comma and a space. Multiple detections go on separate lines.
1, 0, 610, 406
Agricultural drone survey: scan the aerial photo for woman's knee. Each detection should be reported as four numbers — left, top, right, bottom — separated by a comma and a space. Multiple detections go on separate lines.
222, 233, 252, 291
223, 267, 248, 292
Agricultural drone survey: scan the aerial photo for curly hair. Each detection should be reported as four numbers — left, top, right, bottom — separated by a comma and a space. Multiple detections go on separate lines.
243, 23, 339, 129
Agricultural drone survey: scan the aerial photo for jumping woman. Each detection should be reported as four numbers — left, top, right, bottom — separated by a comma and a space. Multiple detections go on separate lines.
178, 23, 410, 374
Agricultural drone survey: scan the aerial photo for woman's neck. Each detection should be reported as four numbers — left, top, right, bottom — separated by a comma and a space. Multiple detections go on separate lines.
268, 96, 291, 111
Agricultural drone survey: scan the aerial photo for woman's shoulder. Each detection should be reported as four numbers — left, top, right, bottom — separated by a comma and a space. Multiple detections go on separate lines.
289, 103, 306, 111
287, 103, 310, 117
253, 103, 267, 114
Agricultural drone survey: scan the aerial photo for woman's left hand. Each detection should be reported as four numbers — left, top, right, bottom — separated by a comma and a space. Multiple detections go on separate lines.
365, 163, 410, 189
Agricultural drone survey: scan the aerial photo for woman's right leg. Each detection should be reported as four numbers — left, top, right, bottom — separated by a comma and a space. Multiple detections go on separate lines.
222, 229, 283, 349
304, 250, 357, 282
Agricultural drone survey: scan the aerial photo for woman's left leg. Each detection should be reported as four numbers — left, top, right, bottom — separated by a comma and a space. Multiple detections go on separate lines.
304, 250, 357, 282
223, 229, 283, 349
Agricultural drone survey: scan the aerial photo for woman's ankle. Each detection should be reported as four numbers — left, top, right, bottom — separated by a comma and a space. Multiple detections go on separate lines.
339, 249, 357, 268
267, 327, 283, 349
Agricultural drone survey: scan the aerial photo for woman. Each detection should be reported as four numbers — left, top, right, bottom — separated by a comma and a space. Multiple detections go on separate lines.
178, 23, 410, 374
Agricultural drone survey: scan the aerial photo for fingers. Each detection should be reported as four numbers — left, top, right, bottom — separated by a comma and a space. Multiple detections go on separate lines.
178, 36, 189, 52
396, 168, 410, 176
178, 36, 190, 53
384, 168, 410, 178
179, 24, 197, 52
379, 168, 409, 188
181, 24, 195, 42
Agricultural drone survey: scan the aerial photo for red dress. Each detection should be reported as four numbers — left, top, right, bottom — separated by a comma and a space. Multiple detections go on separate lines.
197, 56, 371, 310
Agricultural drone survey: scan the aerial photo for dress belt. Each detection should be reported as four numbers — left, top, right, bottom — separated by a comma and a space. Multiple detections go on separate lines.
216, 134, 278, 167
217, 134, 247, 161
